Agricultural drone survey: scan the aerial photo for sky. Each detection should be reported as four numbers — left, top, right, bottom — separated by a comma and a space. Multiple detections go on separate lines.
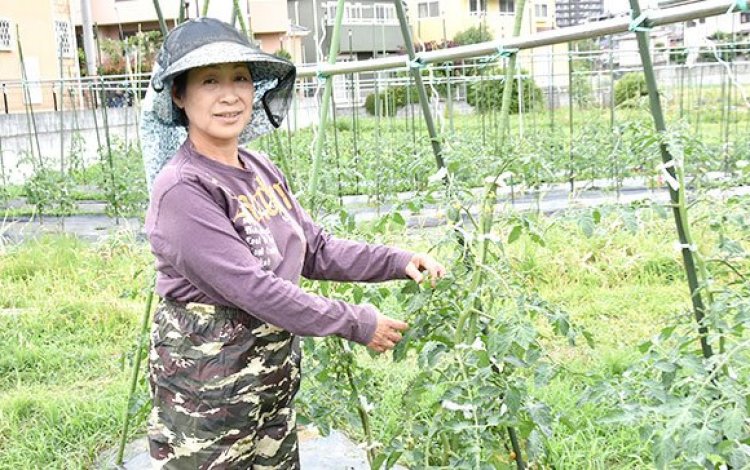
602, 0, 661, 14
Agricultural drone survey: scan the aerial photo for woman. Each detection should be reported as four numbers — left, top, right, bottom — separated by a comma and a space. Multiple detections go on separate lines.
141, 18, 445, 469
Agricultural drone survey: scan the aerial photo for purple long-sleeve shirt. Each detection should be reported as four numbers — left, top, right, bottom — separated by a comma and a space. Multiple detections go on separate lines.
144, 141, 414, 345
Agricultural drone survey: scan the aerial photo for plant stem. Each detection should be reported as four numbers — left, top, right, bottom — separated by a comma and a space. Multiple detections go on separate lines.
339, 340, 375, 463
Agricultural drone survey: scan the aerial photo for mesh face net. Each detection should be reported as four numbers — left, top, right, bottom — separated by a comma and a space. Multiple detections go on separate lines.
262, 69, 296, 128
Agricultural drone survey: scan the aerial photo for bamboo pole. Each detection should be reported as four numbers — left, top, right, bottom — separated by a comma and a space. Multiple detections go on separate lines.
59, 47, 65, 174
0, 132, 6, 204
629, 0, 713, 360
330, 92, 343, 206
202, 0, 210, 16
152, 0, 169, 36
98, 77, 120, 224
392, 0, 445, 170
115, 276, 156, 465
233, 0, 249, 37
178, 0, 186, 23
296, 1, 734, 78
307, 0, 346, 211
16, 26, 43, 168
567, 43, 574, 192
442, 18, 454, 135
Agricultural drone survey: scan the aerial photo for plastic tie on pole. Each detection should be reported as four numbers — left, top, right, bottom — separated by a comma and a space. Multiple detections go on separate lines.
407, 55, 427, 70
658, 159, 680, 191
315, 68, 329, 83
628, 11, 652, 32
728, 0, 750, 13
673, 241, 698, 253
479, 44, 518, 67
495, 44, 519, 59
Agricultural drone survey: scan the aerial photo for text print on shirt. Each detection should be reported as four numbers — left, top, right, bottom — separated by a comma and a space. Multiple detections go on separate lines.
208, 173, 306, 271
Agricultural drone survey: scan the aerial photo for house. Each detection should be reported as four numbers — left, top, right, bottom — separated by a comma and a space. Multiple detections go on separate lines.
287, 0, 406, 105
0, 0, 79, 113
288, 0, 404, 64
408, 0, 569, 88
71, 0, 305, 71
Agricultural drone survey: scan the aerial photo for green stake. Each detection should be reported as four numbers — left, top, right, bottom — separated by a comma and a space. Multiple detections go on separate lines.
115, 275, 156, 465
307, 0, 346, 211
392, 0, 445, 170
629, 0, 713, 360
16, 25, 43, 168
152, 0, 169, 36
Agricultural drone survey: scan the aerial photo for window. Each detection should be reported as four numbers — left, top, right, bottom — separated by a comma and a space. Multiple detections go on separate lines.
374, 3, 397, 23
326, 2, 372, 24
742, 12, 750, 23
344, 3, 364, 23
417, 1, 439, 18
535, 4, 548, 17
54, 20, 73, 58
0, 18, 12, 51
499, 0, 514, 13
469, 0, 486, 15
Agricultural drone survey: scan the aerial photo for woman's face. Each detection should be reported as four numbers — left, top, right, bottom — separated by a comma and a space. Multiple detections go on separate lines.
172, 62, 254, 147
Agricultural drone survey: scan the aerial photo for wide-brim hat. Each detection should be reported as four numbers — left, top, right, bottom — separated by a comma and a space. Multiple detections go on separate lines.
140, 17, 296, 188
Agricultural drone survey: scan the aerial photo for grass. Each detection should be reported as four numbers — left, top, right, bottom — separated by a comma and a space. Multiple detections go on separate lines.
0, 234, 152, 469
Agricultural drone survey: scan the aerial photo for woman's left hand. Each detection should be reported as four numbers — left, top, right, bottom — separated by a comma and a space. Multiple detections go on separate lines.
405, 253, 447, 287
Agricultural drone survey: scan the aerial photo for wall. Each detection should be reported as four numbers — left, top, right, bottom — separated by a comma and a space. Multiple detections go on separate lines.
0, 0, 79, 112
0, 95, 321, 185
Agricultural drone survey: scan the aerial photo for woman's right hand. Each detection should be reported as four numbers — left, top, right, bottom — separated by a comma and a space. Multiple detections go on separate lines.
367, 312, 408, 353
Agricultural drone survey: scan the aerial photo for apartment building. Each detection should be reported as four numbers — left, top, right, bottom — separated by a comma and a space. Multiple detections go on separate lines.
555, 0, 603, 28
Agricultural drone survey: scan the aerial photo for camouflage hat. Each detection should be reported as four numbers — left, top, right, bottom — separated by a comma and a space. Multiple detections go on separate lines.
141, 18, 296, 188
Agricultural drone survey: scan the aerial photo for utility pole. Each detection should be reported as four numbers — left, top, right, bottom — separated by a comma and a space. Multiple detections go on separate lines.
80, 0, 98, 76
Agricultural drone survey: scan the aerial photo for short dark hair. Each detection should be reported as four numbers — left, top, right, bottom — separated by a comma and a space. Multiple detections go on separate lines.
171, 71, 189, 127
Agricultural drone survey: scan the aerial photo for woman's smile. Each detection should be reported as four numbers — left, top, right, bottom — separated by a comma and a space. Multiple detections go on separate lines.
214, 110, 244, 123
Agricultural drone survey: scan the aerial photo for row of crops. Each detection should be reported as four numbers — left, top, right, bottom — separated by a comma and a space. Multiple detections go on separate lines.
1, 68, 749, 221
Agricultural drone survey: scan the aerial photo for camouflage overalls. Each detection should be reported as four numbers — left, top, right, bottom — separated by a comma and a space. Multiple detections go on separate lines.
147, 299, 302, 469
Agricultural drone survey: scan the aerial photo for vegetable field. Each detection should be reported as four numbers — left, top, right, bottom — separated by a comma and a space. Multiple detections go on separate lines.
2, 1, 750, 468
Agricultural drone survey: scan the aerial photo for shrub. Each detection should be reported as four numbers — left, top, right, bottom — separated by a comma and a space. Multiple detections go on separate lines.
572, 74, 593, 108
669, 46, 688, 65
364, 85, 421, 116
274, 48, 292, 61
95, 140, 148, 218
614, 72, 647, 106
466, 69, 543, 113
453, 25, 493, 46
24, 168, 75, 219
